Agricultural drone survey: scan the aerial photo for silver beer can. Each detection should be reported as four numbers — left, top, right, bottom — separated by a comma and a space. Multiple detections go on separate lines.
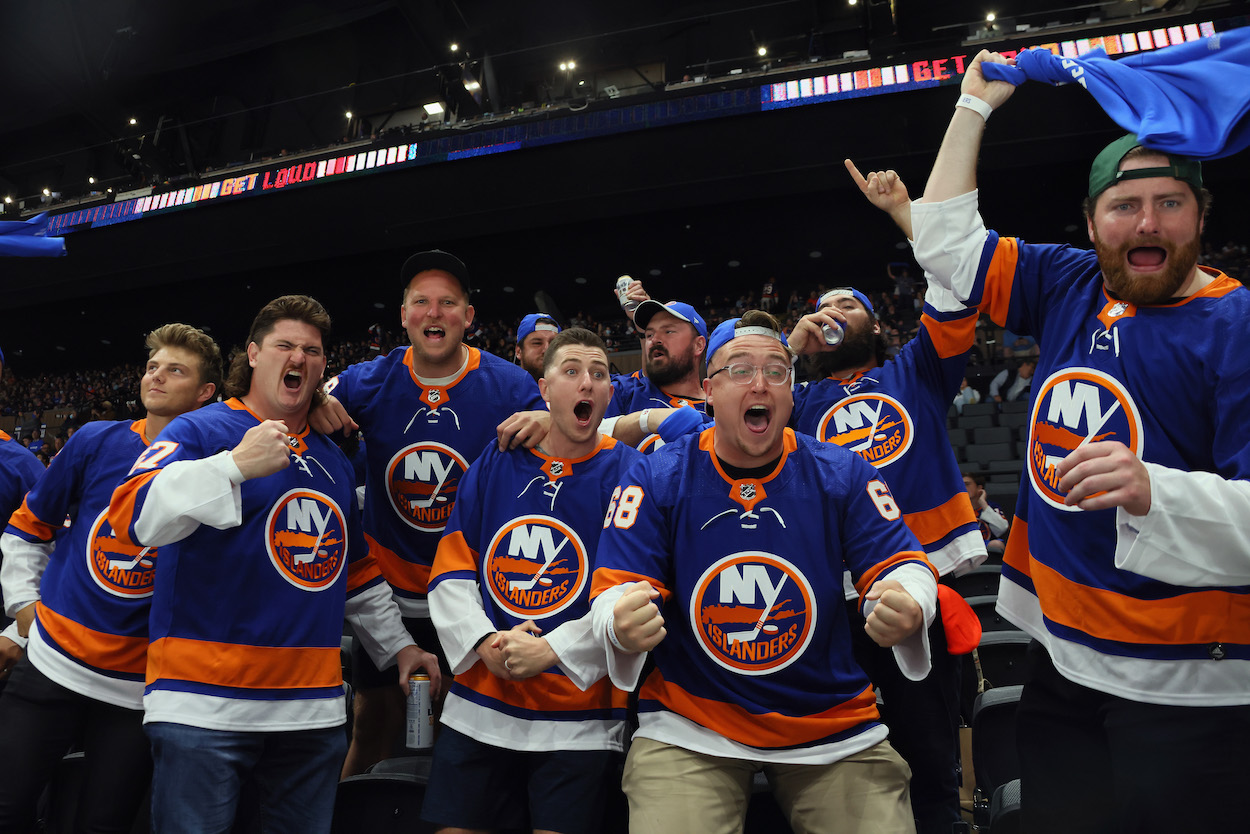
615, 275, 640, 313
822, 322, 844, 346
405, 673, 433, 750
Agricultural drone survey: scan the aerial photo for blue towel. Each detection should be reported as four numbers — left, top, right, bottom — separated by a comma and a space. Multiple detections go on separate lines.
0, 212, 67, 257
981, 28, 1250, 159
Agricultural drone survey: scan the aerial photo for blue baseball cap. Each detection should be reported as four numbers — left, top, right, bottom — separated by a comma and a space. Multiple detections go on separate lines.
634, 300, 708, 340
517, 313, 561, 343
706, 317, 790, 366
818, 287, 875, 317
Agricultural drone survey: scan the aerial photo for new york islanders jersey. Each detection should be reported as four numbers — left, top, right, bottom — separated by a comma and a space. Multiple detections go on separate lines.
606, 371, 712, 453
429, 436, 640, 752
588, 428, 938, 764
912, 190, 1250, 706
792, 316, 986, 578
108, 399, 409, 731
0, 430, 43, 525
2, 420, 160, 708
325, 346, 543, 616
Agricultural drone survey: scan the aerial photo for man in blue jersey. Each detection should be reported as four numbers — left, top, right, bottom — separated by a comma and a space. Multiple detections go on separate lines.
582, 310, 938, 834
0, 347, 47, 681
312, 251, 546, 776
0, 323, 221, 834
787, 282, 985, 833
424, 327, 639, 834
109, 296, 425, 834
514, 312, 561, 381
882, 48, 1250, 832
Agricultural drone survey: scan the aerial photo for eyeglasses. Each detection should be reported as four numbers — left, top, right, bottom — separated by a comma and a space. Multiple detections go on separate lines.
709, 362, 793, 386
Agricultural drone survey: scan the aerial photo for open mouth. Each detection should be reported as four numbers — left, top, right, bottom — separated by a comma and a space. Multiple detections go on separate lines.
573, 400, 594, 426
1127, 247, 1166, 270
424, 326, 446, 341
283, 370, 303, 390
649, 348, 667, 360
744, 404, 770, 434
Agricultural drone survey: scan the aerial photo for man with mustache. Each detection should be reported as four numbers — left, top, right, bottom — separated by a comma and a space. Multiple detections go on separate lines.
786, 281, 986, 833
874, 48, 1250, 832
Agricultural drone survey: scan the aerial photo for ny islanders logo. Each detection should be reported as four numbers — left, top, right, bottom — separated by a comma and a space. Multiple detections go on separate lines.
817, 394, 913, 467
386, 442, 469, 532
484, 515, 588, 618
1027, 368, 1143, 511
264, 489, 348, 591
86, 510, 157, 598
690, 552, 816, 676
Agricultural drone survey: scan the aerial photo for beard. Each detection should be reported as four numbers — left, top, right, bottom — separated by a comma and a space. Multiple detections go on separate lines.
806, 322, 880, 379
1093, 227, 1201, 306
646, 346, 697, 387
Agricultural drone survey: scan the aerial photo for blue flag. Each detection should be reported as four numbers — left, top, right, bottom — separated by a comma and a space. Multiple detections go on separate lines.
982, 28, 1250, 159
0, 212, 67, 257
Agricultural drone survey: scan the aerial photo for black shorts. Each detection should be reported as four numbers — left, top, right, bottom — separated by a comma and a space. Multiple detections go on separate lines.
349, 616, 450, 690
420, 725, 621, 834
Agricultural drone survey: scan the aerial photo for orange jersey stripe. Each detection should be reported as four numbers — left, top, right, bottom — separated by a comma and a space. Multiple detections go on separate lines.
345, 550, 384, 594
36, 602, 148, 676
457, 661, 627, 714
641, 667, 879, 748
981, 237, 1020, 324
1030, 557, 1250, 647
590, 568, 672, 602
430, 530, 478, 584
107, 469, 161, 549
921, 309, 978, 359
147, 636, 341, 690
1002, 517, 1031, 580
853, 550, 937, 599
367, 533, 432, 596
7, 498, 60, 542
902, 491, 978, 547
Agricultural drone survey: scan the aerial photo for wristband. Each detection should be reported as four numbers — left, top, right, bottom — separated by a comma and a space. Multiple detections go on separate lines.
638, 408, 652, 435
955, 93, 993, 122
607, 618, 627, 652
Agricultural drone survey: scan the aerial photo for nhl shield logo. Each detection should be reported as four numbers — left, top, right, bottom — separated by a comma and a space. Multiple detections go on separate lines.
1027, 367, 1143, 511
739, 483, 756, 501
689, 552, 816, 676
550, 460, 564, 477
427, 388, 442, 404
1107, 302, 1129, 318
264, 489, 348, 591
817, 393, 914, 468
86, 509, 158, 598
484, 515, 588, 618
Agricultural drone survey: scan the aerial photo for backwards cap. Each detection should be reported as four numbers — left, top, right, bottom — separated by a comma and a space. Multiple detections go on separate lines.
400, 249, 472, 297
517, 312, 561, 343
1088, 133, 1203, 200
633, 300, 708, 340
706, 317, 790, 366
818, 287, 875, 317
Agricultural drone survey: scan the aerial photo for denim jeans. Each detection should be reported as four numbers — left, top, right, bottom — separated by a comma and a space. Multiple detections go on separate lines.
146, 722, 347, 834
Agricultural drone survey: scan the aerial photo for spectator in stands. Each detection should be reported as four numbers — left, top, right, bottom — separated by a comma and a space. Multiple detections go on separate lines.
108, 295, 424, 833
513, 313, 561, 381
0, 323, 222, 834
312, 251, 544, 777
1001, 330, 1039, 359
901, 49, 1250, 831
962, 473, 1008, 556
423, 328, 638, 834
953, 376, 981, 413
584, 311, 935, 833
988, 358, 1035, 403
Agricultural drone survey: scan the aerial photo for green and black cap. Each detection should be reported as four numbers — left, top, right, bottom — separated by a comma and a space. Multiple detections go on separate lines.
1088, 134, 1203, 200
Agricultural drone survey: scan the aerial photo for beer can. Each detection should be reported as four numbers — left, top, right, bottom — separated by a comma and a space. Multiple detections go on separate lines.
405, 673, 433, 750
615, 275, 640, 313
822, 322, 844, 346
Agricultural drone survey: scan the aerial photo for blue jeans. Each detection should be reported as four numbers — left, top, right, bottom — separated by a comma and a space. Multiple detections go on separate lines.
146, 722, 347, 834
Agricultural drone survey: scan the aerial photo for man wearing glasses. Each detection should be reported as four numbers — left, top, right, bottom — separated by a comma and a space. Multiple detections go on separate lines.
579, 310, 938, 833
